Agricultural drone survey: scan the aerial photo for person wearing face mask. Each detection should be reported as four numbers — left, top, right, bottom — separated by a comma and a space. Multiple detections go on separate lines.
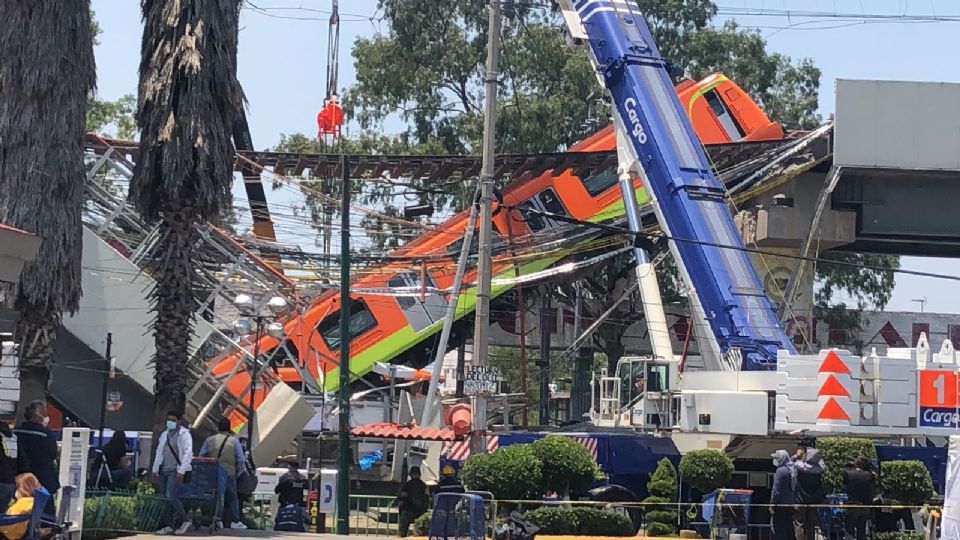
151, 411, 193, 535
13, 400, 58, 516
770, 449, 797, 540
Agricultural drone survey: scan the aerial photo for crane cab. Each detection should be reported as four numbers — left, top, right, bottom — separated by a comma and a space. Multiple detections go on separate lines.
592, 356, 680, 431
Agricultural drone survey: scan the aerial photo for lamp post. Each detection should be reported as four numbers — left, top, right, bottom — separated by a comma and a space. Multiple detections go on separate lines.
233, 294, 288, 445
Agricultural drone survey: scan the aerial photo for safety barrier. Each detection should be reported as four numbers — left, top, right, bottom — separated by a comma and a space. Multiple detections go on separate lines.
83, 489, 167, 537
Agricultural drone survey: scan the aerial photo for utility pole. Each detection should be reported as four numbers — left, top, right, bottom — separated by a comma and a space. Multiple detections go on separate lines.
336, 155, 351, 535
98, 333, 112, 448
538, 293, 551, 425
469, 0, 502, 456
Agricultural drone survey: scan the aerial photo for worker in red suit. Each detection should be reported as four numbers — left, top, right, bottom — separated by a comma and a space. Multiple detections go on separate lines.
316, 95, 344, 138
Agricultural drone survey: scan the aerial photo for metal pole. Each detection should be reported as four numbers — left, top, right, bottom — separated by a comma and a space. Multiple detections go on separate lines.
470, 0, 502, 457
98, 333, 112, 448
336, 154, 351, 535
247, 319, 263, 444
538, 293, 551, 425
419, 196, 479, 426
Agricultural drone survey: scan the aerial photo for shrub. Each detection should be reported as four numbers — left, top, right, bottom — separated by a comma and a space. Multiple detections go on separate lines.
818, 437, 877, 493
461, 443, 543, 500
644, 458, 678, 536
524, 507, 579, 535
873, 532, 924, 540
412, 511, 432, 536
530, 435, 603, 497
524, 507, 634, 536
679, 450, 733, 493
84, 494, 138, 539
880, 460, 934, 505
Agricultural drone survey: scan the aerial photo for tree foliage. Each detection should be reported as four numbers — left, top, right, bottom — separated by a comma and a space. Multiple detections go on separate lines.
880, 460, 934, 505
530, 435, 603, 496
644, 458, 679, 537
460, 443, 543, 500
0, 1, 96, 414
679, 449, 734, 494
818, 437, 877, 494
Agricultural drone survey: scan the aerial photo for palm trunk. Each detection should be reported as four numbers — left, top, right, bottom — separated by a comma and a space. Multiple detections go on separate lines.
0, 2, 95, 420
150, 207, 200, 435
14, 312, 57, 421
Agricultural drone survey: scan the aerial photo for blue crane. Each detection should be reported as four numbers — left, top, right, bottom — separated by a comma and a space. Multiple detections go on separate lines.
561, 0, 796, 369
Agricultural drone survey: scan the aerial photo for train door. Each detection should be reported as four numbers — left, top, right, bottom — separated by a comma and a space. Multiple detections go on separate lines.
388, 270, 447, 333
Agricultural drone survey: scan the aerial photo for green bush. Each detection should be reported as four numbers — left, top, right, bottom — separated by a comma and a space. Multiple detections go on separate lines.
461, 443, 543, 500
679, 450, 733, 493
524, 507, 634, 536
872, 532, 924, 540
880, 460, 934, 505
84, 494, 138, 538
530, 435, 603, 497
524, 507, 579, 535
818, 437, 877, 493
644, 458, 678, 536
412, 511, 432, 536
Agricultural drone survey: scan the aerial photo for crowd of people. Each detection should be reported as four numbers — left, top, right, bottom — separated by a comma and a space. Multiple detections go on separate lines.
770, 438, 878, 540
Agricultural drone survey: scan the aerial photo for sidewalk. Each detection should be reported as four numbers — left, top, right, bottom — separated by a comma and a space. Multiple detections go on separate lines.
135, 533, 388, 540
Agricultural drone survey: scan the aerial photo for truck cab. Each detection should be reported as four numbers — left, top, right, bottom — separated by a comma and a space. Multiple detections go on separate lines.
592, 356, 679, 431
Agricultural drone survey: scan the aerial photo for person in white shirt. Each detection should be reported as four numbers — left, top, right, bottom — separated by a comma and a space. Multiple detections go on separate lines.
151, 411, 193, 535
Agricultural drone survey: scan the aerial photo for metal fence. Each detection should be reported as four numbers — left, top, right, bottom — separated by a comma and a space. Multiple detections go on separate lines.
83, 489, 167, 538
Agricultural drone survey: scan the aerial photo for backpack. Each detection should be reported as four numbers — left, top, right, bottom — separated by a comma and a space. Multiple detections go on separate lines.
796, 466, 825, 504
274, 504, 307, 532
237, 458, 258, 496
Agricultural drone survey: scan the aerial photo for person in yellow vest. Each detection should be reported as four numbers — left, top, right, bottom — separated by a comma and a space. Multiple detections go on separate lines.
0, 473, 40, 540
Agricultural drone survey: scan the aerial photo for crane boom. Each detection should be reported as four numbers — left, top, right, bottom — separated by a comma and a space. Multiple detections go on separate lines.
561, 0, 795, 370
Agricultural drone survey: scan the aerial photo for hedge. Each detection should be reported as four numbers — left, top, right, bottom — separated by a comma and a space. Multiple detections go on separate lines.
818, 437, 877, 493
880, 460, 934, 505
679, 449, 733, 493
524, 507, 635, 536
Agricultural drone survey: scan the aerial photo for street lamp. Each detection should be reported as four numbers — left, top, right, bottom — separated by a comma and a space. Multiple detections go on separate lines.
232, 294, 289, 446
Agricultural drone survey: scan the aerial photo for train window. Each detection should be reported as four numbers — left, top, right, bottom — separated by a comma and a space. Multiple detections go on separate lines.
388, 271, 438, 310
538, 189, 565, 215
704, 90, 746, 141
579, 170, 619, 197
448, 234, 503, 256
317, 298, 377, 350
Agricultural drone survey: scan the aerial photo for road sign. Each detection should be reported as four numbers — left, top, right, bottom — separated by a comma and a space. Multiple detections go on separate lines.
919, 369, 960, 428
464, 366, 501, 396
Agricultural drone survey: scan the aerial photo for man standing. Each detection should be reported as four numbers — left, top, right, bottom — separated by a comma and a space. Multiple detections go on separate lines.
843, 457, 877, 540
793, 443, 826, 540
199, 418, 247, 530
770, 449, 797, 540
13, 400, 58, 515
275, 460, 307, 507
151, 411, 193, 535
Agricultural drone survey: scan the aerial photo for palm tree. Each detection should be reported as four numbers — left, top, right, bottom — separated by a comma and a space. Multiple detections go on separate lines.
0, 3, 96, 416
130, 1, 244, 432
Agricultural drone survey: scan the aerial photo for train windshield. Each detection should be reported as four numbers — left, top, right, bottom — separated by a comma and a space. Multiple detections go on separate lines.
317, 299, 377, 350
704, 89, 746, 141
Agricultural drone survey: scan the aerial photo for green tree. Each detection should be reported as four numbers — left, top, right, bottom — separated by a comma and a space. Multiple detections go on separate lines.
461, 443, 543, 500
0, 2, 97, 415
679, 449, 734, 494
529, 435, 603, 496
818, 437, 877, 493
87, 94, 137, 139
815, 253, 900, 353
129, 0, 244, 432
644, 458, 678, 537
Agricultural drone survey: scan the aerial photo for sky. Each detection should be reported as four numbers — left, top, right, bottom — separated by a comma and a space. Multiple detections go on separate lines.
90, 0, 960, 313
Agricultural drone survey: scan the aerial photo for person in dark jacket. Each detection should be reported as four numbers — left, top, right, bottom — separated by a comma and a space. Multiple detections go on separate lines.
793, 446, 825, 540
13, 400, 58, 516
275, 461, 307, 507
843, 457, 877, 540
770, 449, 796, 540
396, 466, 429, 537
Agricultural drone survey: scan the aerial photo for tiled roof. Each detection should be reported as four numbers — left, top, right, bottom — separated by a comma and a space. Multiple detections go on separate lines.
351, 422, 457, 441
